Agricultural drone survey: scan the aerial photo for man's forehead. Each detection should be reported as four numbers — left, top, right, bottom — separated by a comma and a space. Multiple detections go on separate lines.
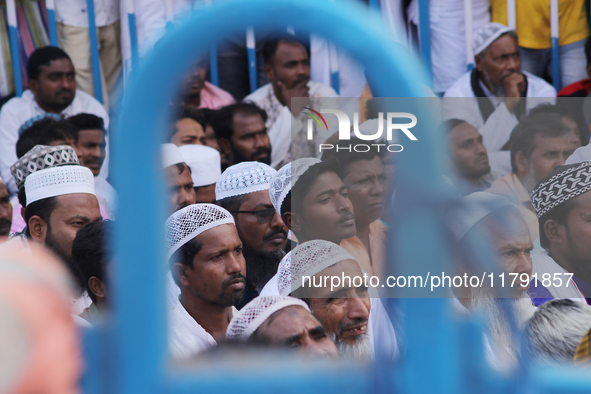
242, 189, 272, 208
308, 171, 343, 195
275, 41, 308, 61
196, 223, 239, 243
265, 305, 317, 333
450, 122, 479, 139
40, 58, 74, 73
232, 112, 264, 130
487, 34, 518, 55
53, 193, 101, 216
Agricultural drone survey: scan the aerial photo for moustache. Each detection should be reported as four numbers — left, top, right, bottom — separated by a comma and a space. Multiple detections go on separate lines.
55, 88, 73, 96
338, 212, 355, 224
221, 273, 246, 290
338, 318, 368, 333
263, 228, 287, 242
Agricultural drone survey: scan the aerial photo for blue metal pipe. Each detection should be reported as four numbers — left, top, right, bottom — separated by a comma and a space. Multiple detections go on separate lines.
417, 0, 432, 88
86, 0, 103, 103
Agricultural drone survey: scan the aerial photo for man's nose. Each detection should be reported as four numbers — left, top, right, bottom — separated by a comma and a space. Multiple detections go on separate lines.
347, 296, 370, 321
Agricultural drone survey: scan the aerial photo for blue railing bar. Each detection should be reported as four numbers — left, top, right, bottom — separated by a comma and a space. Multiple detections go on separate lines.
205, 0, 219, 86
464, 0, 474, 71
46, 0, 59, 46
329, 42, 340, 94
417, 0, 432, 88
7, 0, 23, 96
86, 0, 103, 103
247, 27, 257, 93
550, 0, 561, 91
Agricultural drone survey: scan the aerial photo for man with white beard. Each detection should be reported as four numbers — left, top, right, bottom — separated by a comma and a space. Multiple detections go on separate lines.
448, 192, 537, 368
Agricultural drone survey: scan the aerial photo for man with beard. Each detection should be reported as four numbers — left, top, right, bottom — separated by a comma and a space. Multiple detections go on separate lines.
443, 23, 555, 174
161, 143, 196, 213
179, 145, 222, 204
216, 162, 287, 305
0, 46, 108, 195
486, 112, 574, 241
211, 103, 272, 167
0, 177, 12, 239
166, 204, 246, 359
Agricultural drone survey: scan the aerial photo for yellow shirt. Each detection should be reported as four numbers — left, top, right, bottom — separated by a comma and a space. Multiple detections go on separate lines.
491, 0, 589, 49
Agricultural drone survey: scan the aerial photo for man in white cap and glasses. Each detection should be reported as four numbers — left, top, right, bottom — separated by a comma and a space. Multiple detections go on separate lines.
178, 144, 222, 204
227, 295, 338, 359
162, 143, 196, 213
444, 22, 556, 175
216, 161, 287, 305
166, 204, 246, 360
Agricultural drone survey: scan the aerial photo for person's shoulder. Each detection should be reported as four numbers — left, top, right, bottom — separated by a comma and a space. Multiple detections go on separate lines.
558, 78, 591, 97
244, 83, 272, 103
0, 90, 34, 113
443, 71, 474, 98
523, 71, 557, 97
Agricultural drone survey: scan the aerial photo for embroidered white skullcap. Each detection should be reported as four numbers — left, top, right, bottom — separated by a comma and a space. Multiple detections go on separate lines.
269, 158, 322, 216
216, 161, 277, 200
11, 145, 79, 190
446, 192, 518, 240
165, 203, 235, 260
226, 295, 310, 340
178, 145, 221, 187
24, 165, 95, 207
473, 22, 513, 56
277, 240, 357, 296
161, 143, 185, 169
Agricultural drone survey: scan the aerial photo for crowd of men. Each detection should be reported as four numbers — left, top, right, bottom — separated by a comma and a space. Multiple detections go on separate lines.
4, 18, 591, 391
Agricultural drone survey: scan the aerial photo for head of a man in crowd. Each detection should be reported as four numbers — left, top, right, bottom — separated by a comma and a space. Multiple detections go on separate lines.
510, 112, 574, 193
322, 141, 386, 230
161, 144, 196, 212
202, 108, 230, 170
217, 162, 287, 290
227, 296, 338, 359
167, 204, 246, 308
263, 36, 310, 102
272, 158, 355, 245
0, 177, 12, 238
282, 241, 371, 360
24, 166, 102, 294
181, 58, 208, 105
170, 106, 207, 147
528, 104, 583, 150
213, 103, 271, 166
534, 163, 591, 283
27, 46, 76, 113
72, 221, 111, 313
473, 24, 520, 96
16, 115, 75, 158
67, 113, 106, 176
179, 144, 221, 204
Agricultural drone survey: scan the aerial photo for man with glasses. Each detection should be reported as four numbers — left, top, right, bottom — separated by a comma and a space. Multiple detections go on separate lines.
216, 161, 288, 305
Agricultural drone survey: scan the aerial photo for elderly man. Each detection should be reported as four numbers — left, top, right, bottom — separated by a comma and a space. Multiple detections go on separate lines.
161, 143, 196, 213
227, 295, 338, 359
269, 158, 356, 246
0, 46, 108, 194
179, 145, 222, 204
530, 162, 591, 303
216, 162, 287, 303
0, 177, 12, 239
166, 204, 246, 359
486, 112, 574, 240
444, 23, 556, 174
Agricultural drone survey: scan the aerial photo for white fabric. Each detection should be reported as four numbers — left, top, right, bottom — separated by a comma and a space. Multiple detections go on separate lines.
531, 249, 586, 303
93, 176, 117, 217
71, 292, 93, 316
226, 295, 310, 340
24, 166, 96, 206
178, 145, 221, 187
566, 144, 591, 166
0, 89, 109, 195
472, 23, 512, 56
161, 143, 185, 169
368, 297, 399, 360
269, 158, 321, 217
165, 204, 235, 260
216, 161, 276, 200
55, 0, 119, 28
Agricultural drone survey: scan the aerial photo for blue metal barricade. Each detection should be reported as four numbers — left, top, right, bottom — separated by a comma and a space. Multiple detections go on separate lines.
46, 0, 59, 46
86, 0, 103, 103
7, 0, 23, 97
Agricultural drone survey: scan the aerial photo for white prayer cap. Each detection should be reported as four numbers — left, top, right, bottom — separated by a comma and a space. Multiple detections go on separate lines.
161, 143, 185, 169
216, 161, 277, 200
269, 158, 321, 216
277, 240, 356, 296
446, 192, 518, 240
165, 203, 235, 260
24, 165, 96, 207
178, 145, 221, 187
226, 295, 310, 340
473, 22, 513, 56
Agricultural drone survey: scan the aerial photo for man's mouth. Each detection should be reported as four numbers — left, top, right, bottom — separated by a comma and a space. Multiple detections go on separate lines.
339, 213, 355, 226
265, 232, 286, 245
227, 277, 245, 290
340, 322, 368, 338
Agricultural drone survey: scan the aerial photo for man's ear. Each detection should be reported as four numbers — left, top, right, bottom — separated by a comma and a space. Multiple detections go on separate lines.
515, 151, 529, 178
544, 219, 565, 244
28, 78, 38, 95
28, 215, 48, 244
282, 212, 292, 230
474, 55, 484, 72
88, 277, 106, 299
289, 212, 304, 233
264, 64, 275, 82
172, 262, 191, 288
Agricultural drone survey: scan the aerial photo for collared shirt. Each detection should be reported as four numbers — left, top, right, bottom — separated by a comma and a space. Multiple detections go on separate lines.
0, 89, 109, 194
55, 0, 120, 28
341, 220, 388, 279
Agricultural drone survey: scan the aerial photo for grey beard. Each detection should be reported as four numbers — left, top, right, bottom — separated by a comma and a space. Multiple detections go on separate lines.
481, 72, 506, 97
330, 332, 372, 362
242, 246, 285, 290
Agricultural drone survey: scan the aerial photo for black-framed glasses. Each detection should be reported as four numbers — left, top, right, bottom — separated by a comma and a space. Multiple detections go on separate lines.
231, 208, 276, 223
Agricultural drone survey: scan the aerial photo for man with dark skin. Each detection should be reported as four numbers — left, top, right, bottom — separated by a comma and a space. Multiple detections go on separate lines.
0, 177, 12, 238
162, 143, 196, 213
67, 114, 107, 176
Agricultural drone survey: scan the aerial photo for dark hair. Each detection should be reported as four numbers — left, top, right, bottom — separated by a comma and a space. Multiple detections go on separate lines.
72, 221, 111, 303
262, 34, 307, 65
320, 138, 384, 179
438, 118, 469, 135
216, 194, 247, 219
201, 108, 218, 127
169, 237, 203, 287
24, 197, 57, 237
211, 102, 268, 140
509, 113, 570, 174
16, 118, 75, 158
528, 103, 583, 142
291, 158, 340, 215
169, 105, 206, 140
67, 113, 106, 142
585, 36, 591, 65
27, 46, 71, 80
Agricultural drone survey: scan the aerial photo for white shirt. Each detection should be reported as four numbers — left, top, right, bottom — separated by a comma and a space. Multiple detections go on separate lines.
0, 89, 109, 194
566, 144, 591, 165
55, 0, 120, 28
94, 176, 117, 218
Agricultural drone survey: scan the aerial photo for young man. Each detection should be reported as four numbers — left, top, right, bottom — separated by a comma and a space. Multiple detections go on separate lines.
161, 143, 195, 213
178, 144, 222, 204
170, 106, 207, 147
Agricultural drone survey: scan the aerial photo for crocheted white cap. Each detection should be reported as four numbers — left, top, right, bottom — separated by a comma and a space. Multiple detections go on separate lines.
165, 203, 235, 260
161, 143, 185, 169
216, 161, 277, 200
226, 295, 310, 340
473, 22, 512, 56
24, 165, 96, 207
269, 157, 321, 216
277, 240, 356, 296
178, 145, 221, 187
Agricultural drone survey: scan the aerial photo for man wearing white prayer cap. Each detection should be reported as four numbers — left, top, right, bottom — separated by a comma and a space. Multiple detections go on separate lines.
162, 143, 195, 212
0, 176, 12, 239
444, 22, 556, 176
178, 144, 221, 204
269, 157, 356, 245
166, 204, 246, 359
227, 295, 338, 359
216, 161, 287, 304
